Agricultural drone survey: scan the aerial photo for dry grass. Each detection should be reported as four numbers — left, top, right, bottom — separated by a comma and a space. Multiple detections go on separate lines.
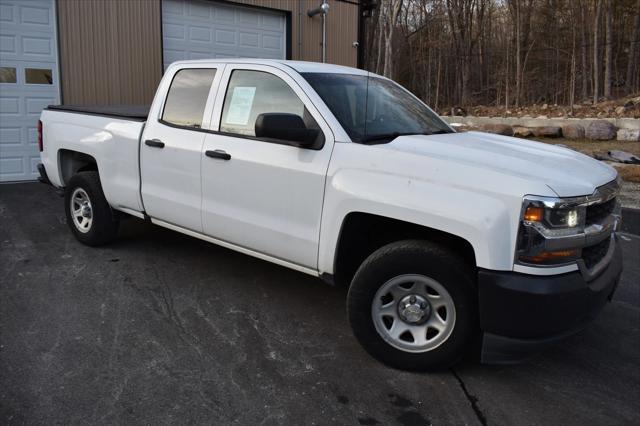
532, 138, 640, 157
534, 138, 640, 184
612, 164, 640, 183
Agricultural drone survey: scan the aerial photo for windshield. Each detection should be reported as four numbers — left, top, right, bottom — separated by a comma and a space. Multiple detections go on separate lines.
302, 72, 452, 143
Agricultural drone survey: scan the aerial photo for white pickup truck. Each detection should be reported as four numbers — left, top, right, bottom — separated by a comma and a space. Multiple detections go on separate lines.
38, 59, 623, 370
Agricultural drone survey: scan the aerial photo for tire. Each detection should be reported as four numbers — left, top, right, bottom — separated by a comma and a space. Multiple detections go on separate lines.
64, 171, 119, 246
347, 240, 477, 371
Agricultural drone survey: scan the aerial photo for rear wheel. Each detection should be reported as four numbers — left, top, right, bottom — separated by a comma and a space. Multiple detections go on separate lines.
64, 171, 119, 246
347, 240, 477, 371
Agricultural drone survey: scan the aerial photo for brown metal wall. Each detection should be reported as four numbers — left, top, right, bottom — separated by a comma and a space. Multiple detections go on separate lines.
57, 0, 162, 105
56, 0, 358, 105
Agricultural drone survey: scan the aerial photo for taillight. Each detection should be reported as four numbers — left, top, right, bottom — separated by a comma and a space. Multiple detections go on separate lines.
37, 120, 43, 152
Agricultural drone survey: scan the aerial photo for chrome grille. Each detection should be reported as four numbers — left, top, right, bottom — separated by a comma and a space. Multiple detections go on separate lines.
586, 197, 616, 225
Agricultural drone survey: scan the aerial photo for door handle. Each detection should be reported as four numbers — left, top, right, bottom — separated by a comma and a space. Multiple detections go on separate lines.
145, 139, 165, 148
205, 149, 231, 160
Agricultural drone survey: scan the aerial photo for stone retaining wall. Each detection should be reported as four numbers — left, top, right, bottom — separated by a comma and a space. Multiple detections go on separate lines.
443, 116, 640, 141
443, 116, 640, 130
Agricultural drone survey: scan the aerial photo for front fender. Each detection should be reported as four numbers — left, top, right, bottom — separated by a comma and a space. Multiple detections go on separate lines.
318, 168, 523, 274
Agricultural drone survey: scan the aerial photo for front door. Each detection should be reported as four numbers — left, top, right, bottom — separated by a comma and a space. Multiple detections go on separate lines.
201, 64, 334, 269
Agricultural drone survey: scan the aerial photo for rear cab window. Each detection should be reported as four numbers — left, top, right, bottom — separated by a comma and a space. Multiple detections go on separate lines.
161, 68, 217, 129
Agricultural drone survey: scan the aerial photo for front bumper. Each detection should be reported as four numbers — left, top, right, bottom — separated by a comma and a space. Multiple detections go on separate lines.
478, 235, 623, 364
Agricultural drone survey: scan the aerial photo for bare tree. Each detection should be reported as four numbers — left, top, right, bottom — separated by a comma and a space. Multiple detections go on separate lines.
375, 3, 385, 75
383, 0, 403, 79
580, 0, 589, 100
445, 0, 486, 106
627, 0, 640, 92
603, 0, 613, 98
507, 0, 534, 107
362, 0, 639, 110
593, 0, 602, 103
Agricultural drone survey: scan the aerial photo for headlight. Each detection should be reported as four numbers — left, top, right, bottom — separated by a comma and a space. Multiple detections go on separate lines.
517, 198, 586, 265
523, 204, 586, 231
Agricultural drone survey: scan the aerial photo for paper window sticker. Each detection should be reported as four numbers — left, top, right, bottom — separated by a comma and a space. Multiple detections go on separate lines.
226, 86, 257, 125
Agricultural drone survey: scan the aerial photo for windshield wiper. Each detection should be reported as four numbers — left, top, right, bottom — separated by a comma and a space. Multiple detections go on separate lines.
360, 131, 436, 144
360, 132, 403, 143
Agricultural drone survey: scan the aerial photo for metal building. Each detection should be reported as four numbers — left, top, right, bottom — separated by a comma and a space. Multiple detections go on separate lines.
0, 0, 360, 182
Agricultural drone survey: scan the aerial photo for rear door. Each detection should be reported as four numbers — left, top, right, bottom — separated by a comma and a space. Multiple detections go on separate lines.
140, 65, 224, 232
200, 64, 334, 269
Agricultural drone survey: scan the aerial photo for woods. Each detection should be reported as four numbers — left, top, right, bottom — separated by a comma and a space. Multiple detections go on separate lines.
361, 0, 640, 110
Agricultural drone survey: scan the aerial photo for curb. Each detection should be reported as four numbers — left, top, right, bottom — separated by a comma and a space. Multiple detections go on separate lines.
621, 208, 640, 235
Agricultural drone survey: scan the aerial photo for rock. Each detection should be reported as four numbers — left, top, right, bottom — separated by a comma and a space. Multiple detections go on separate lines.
593, 151, 613, 161
562, 123, 585, 139
616, 129, 640, 142
451, 106, 467, 116
537, 115, 548, 119
572, 104, 582, 110
513, 126, 533, 137
541, 103, 548, 110
586, 120, 617, 140
532, 126, 562, 138
615, 106, 626, 115
608, 150, 640, 164
481, 123, 514, 136
455, 125, 481, 132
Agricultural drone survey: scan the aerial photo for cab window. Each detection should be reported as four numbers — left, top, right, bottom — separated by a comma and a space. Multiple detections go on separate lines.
219, 70, 323, 146
162, 68, 216, 128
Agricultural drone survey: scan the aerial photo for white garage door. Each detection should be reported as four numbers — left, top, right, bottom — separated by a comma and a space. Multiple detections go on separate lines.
0, 0, 59, 182
162, 0, 286, 70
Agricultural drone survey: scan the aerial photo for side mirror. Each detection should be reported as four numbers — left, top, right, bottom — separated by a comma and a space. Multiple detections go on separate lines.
255, 113, 319, 147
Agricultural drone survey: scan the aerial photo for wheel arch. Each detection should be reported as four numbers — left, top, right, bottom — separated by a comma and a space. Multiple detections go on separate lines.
57, 149, 99, 186
330, 211, 477, 287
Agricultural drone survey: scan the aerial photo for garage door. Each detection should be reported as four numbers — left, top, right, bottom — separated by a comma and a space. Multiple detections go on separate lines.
162, 0, 286, 70
0, 0, 59, 182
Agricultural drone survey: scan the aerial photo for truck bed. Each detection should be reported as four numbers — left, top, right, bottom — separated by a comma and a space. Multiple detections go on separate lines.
46, 105, 149, 121
40, 106, 146, 213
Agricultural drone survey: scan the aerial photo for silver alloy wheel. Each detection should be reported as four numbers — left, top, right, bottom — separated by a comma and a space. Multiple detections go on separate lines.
371, 274, 456, 353
70, 188, 93, 233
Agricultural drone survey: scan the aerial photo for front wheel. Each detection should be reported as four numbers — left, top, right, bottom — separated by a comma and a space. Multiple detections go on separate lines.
64, 171, 119, 246
347, 240, 477, 371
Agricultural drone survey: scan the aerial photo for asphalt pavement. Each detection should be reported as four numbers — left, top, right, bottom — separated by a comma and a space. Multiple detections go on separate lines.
1, 182, 639, 425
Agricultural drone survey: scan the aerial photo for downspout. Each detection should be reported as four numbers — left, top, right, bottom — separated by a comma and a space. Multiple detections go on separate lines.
322, 4, 326, 63
307, 1, 330, 63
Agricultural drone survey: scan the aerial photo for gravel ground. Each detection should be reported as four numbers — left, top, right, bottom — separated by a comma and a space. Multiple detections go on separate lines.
619, 181, 640, 209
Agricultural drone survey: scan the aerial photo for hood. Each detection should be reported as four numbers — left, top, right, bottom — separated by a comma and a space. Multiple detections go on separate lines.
382, 131, 617, 197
